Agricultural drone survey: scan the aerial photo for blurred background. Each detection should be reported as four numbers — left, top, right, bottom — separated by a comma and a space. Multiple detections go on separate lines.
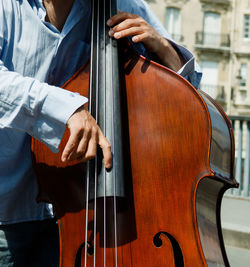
145, 0, 250, 266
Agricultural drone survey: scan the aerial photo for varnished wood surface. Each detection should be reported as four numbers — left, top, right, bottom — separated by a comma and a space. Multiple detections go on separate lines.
32, 44, 236, 266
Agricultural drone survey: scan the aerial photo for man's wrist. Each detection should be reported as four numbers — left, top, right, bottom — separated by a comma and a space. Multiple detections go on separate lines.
157, 38, 185, 71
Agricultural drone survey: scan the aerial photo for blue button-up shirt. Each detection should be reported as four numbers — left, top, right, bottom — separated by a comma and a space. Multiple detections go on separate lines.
0, 0, 201, 224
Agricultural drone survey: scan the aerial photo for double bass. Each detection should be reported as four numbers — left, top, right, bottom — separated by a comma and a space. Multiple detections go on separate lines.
32, 0, 238, 266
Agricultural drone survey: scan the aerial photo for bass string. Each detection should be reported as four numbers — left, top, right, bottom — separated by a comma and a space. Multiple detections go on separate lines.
103, 0, 107, 266
103, 0, 119, 265
110, 0, 118, 266
84, 164, 90, 267
93, 0, 101, 265
84, 0, 97, 266
84, 0, 119, 265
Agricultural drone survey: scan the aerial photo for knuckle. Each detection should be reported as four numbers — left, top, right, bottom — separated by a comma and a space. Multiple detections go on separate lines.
76, 147, 85, 155
117, 31, 124, 38
105, 142, 111, 150
72, 125, 83, 134
136, 17, 144, 24
77, 156, 86, 162
127, 18, 133, 24
68, 142, 76, 150
91, 127, 98, 136
133, 35, 140, 42
86, 152, 96, 160
66, 139, 77, 150
144, 32, 149, 39
89, 152, 96, 159
121, 11, 129, 17
84, 125, 92, 135
113, 25, 118, 32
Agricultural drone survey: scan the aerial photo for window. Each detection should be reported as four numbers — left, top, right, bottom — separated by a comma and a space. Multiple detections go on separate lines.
200, 61, 218, 99
243, 14, 250, 39
165, 7, 181, 41
203, 12, 221, 46
240, 63, 247, 87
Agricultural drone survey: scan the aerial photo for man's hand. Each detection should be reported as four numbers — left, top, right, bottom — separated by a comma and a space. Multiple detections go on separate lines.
107, 11, 184, 71
61, 106, 112, 169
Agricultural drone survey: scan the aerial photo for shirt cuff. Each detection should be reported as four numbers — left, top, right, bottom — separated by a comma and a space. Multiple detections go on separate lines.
178, 58, 203, 89
129, 38, 202, 89
33, 86, 88, 153
168, 39, 202, 88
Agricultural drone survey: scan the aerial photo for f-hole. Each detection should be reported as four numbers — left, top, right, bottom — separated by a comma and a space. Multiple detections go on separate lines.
153, 231, 184, 267
74, 241, 94, 267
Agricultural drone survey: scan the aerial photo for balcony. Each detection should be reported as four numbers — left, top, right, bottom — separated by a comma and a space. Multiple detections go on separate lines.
222, 116, 250, 266
200, 84, 226, 103
200, 0, 230, 4
227, 116, 250, 198
195, 32, 230, 52
169, 34, 184, 43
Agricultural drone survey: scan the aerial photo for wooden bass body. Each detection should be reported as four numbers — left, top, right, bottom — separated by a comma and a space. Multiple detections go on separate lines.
32, 41, 237, 266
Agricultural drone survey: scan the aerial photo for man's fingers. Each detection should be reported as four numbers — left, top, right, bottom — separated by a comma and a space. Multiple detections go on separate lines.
63, 106, 112, 167
82, 134, 97, 162
110, 26, 144, 39
107, 11, 136, 27
107, 12, 153, 48
74, 129, 90, 158
131, 32, 152, 44
75, 129, 112, 169
111, 18, 142, 33
102, 144, 112, 169
62, 125, 112, 169
98, 129, 112, 169
61, 130, 81, 162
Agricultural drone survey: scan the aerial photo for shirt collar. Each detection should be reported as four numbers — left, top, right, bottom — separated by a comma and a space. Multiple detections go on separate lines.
61, 0, 90, 36
32, 0, 90, 36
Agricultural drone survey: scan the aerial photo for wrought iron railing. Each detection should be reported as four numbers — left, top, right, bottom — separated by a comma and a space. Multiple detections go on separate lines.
200, 84, 226, 102
195, 32, 230, 48
169, 34, 184, 43
200, 0, 230, 4
227, 116, 250, 198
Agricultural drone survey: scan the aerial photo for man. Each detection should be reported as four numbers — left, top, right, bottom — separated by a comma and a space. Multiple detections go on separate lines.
0, 0, 201, 266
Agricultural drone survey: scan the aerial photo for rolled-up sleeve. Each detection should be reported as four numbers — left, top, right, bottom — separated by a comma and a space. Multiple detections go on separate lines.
0, 0, 88, 152
173, 42, 202, 88
0, 62, 87, 152
119, 0, 202, 88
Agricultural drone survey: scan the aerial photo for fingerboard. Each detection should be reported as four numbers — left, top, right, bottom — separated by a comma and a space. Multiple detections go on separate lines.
88, 0, 125, 199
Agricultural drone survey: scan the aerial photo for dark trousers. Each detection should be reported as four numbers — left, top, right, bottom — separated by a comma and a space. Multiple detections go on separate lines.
0, 219, 59, 267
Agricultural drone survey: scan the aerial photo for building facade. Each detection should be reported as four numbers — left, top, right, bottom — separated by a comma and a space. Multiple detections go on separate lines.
146, 0, 250, 116
143, 3, 250, 260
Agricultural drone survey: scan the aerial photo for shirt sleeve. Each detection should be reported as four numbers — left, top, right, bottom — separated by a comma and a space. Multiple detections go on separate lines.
118, 0, 202, 88
0, 61, 87, 152
0, 0, 87, 152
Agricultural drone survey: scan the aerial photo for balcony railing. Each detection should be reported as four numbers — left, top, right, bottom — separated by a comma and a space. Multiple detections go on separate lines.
169, 34, 184, 43
227, 116, 250, 198
200, 84, 226, 102
200, 0, 230, 4
195, 32, 230, 48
